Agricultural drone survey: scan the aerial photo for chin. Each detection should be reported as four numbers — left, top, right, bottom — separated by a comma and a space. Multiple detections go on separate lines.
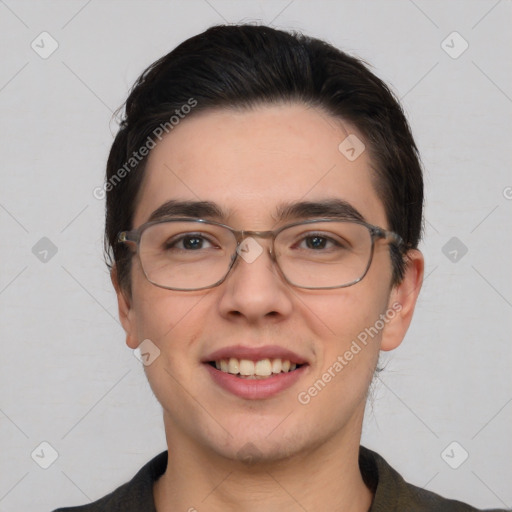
199, 421, 319, 465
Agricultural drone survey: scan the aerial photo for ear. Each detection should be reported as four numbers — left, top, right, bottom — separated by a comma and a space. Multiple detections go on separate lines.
380, 249, 424, 352
111, 265, 140, 349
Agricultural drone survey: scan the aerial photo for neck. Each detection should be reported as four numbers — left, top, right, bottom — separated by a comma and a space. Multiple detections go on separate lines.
154, 411, 373, 512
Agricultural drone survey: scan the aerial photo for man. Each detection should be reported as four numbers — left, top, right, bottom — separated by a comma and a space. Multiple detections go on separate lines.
54, 24, 506, 512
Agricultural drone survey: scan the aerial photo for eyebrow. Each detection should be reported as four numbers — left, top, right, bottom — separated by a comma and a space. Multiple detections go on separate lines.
275, 199, 365, 223
147, 200, 228, 223
146, 198, 366, 224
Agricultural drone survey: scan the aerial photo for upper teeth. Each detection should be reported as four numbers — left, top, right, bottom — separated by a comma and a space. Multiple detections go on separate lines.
214, 358, 297, 376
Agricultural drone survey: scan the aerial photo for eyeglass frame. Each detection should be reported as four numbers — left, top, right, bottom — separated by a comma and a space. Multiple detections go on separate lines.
117, 217, 405, 291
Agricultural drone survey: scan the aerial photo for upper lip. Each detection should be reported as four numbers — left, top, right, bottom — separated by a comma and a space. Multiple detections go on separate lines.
202, 345, 309, 365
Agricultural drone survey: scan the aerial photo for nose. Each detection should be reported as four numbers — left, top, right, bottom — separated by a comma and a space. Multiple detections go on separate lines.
216, 236, 293, 324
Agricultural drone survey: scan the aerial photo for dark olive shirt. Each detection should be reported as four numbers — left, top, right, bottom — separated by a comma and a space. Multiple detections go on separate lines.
53, 446, 508, 511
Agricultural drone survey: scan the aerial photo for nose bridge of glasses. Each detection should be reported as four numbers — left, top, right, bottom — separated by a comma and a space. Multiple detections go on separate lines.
228, 230, 283, 288
235, 229, 276, 252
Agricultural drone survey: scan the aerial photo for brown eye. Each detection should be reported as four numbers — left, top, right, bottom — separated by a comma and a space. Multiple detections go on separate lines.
297, 233, 346, 251
165, 234, 215, 251
304, 235, 328, 250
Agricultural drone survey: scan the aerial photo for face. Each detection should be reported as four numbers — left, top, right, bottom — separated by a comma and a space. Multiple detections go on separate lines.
115, 103, 423, 463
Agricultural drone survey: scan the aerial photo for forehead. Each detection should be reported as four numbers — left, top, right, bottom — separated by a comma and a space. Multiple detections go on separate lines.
133, 103, 387, 228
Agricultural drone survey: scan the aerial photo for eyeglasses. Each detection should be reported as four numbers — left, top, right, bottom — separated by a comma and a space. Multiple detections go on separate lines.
118, 218, 404, 291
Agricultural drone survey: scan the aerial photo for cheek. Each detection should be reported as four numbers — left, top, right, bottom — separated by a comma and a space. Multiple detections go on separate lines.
296, 260, 391, 392
296, 288, 387, 417
131, 284, 211, 407
129, 262, 209, 347
300, 281, 390, 351
294, 294, 383, 437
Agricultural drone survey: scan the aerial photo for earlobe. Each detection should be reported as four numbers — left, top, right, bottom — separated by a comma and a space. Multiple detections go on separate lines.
111, 266, 140, 349
380, 249, 424, 352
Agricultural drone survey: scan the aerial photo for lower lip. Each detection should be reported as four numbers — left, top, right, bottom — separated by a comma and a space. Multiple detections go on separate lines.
204, 363, 308, 400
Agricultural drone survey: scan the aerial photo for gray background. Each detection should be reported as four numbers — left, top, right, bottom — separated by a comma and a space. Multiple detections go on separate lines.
0, 1, 511, 510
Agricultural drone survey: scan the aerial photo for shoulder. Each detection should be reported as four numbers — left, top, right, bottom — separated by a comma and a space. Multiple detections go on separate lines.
360, 446, 508, 512
52, 451, 167, 512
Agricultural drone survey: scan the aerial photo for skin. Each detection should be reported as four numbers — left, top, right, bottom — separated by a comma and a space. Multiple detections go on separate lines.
113, 103, 424, 512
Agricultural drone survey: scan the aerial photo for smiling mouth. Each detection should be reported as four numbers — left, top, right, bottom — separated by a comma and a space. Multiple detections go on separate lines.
207, 358, 305, 379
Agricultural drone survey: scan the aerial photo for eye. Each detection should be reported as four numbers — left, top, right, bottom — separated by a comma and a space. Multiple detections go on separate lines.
297, 233, 346, 251
165, 233, 216, 251
303, 235, 329, 250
